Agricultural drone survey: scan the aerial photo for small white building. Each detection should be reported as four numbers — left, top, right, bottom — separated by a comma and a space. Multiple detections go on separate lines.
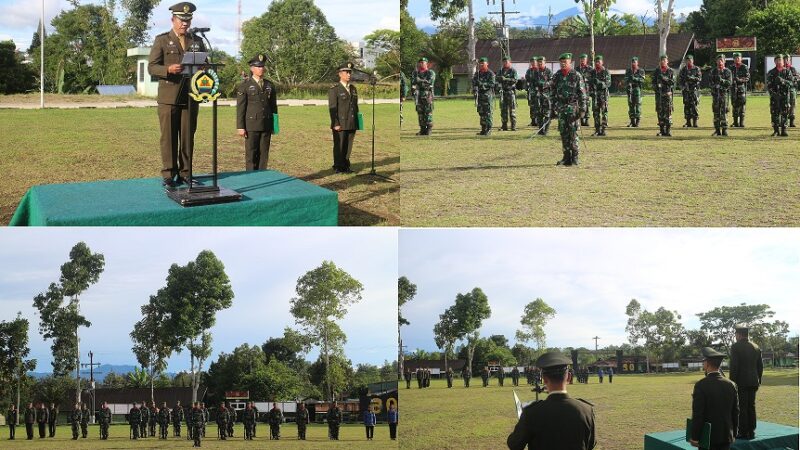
127, 47, 159, 97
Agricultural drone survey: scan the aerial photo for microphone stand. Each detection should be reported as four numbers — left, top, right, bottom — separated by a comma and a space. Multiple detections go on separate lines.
353, 69, 395, 183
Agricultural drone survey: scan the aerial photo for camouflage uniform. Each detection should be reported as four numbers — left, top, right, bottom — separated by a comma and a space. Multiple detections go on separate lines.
525, 62, 540, 126
767, 58, 792, 136
446, 368, 454, 388
295, 406, 309, 440
98, 405, 111, 440
80, 405, 89, 438
652, 62, 676, 136
496, 64, 519, 130
326, 405, 342, 440
511, 367, 520, 386
191, 406, 204, 447
624, 62, 646, 127
70, 408, 82, 440
268, 407, 283, 440
678, 60, 702, 127
472, 66, 496, 135
158, 405, 170, 439
534, 62, 553, 135
577, 60, 592, 126
215, 406, 229, 440
139, 403, 149, 438
730, 57, 750, 127
709, 57, 733, 135
497, 368, 506, 387
128, 406, 141, 440
551, 60, 588, 166
411, 65, 436, 135
786, 60, 798, 127
226, 404, 235, 437
173, 403, 184, 437
588, 61, 611, 135
462, 367, 471, 387
399, 72, 408, 125
243, 406, 256, 440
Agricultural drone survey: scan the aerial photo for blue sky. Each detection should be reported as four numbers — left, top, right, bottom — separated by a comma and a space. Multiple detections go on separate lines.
399, 228, 800, 354
0, 0, 399, 55
0, 228, 398, 372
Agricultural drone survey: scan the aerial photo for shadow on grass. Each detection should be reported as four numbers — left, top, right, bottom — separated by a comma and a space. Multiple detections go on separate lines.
399, 162, 556, 173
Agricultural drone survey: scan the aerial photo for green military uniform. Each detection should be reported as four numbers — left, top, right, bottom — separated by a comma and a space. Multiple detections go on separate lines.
191, 405, 204, 447
24, 405, 35, 440
129, 405, 141, 439
652, 56, 676, 136
534, 57, 553, 135
588, 55, 610, 136
173, 403, 184, 437
36, 404, 47, 439
70, 407, 82, 440
678, 55, 702, 127
496, 58, 519, 130
400, 72, 408, 125
139, 402, 149, 438
201, 404, 208, 437
326, 404, 342, 440
481, 367, 490, 387
215, 405, 229, 440
411, 57, 436, 135
507, 352, 596, 450
709, 54, 733, 135
47, 405, 57, 438
730, 53, 750, 127
415, 368, 422, 388
525, 58, 540, 126
268, 406, 283, 440
784, 56, 797, 127
462, 366, 471, 387
99, 405, 111, 440
446, 368, 454, 388
147, 2, 207, 186
225, 404, 235, 437
511, 367, 520, 386
473, 57, 496, 135
767, 55, 792, 136
551, 53, 588, 166
624, 57, 646, 127
328, 62, 359, 173
7, 406, 18, 440
243, 406, 256, 440
80, 405, 89, 438
730, 325, 763, 440
691, 347, 738, 450
295, 405, 309, 440
158, 404, 170, 439
404, 369, 412, 389
577, 55, 592, 126
236, 53, 278, 170
497, 367, 506, 387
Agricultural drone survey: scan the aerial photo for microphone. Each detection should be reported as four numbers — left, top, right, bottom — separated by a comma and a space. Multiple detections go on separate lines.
189, 27, 210, 34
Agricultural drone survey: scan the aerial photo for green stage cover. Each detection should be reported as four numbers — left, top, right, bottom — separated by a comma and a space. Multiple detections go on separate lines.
644, 421, 799, 450
10, 170, 338, 226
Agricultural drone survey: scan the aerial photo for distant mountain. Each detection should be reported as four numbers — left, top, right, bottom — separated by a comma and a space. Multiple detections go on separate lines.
28, 364, 178, 380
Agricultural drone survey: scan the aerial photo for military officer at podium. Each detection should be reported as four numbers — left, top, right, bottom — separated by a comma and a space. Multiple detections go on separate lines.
328, 62, 359, 174
237, 53, 278, 171
148, 2, 207, 187
690, 347, 738, 450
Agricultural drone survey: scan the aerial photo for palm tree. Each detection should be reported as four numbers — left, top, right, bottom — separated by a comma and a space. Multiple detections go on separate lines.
425, 31, 467, 96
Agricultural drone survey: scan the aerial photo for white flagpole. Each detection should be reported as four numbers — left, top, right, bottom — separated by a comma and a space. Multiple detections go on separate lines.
40, 0, 44, 108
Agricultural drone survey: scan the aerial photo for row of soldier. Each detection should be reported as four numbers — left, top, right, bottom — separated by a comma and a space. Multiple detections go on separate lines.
404, 366, 547, 389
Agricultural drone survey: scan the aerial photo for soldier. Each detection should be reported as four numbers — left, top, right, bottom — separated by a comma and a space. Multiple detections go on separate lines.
424, 368, 431, 388
689, 347, 738, 449
191, 402, 204, 448
363, 407, 376, 440
588, 55, 611, 136
147, 2, 207, 187
624, 56, 646, 127
7, 404, 18, 440
730, 324, 763, 440
652, 55, 676, 137
251, 401, 260, 438
507, 352, 595, 450
404, 368, 412, 389
577, 54, 592, 126
268, 402, 282, 440
173, 401, 184, 437
730, 52, 750, 127
678, 54, 702, 128
295, 403, 309, 441
535, 57, 554, 135
551, 52, 588, 166
497, 56, 519, 130
482, 366, 490, 387
388, 403, 399, 440
473, 57, 496, 135
215, 402, 228, 440
200, 402, 208, 437
399, 71, 408, 125
242, 403, 254, 440
767, 54, 791, 136
139, 400, 149, 438
99, 402, 112, 440
47, 403, 57, 438
525, 57, 540, 126
225, 401, 235, 437
80, 403, 89, 438
709, 54, 733, 136
24, 402, 35, 440
185, 401, 193, 440
416, 368, 423, 389
70, 402, 81, 440
36, 402, 48, 439
236, 53, 278, 170
326, 401, 342, 440
462, 365, 471, 387
608, 367, 614, 384
129, 402, 141, 439
511, 366, 520, 387
784, 55, 797, 128
411, 57, 436, 135
328, 62, 359, 173
497, 367, 506, 387
158, 402, 170, 439
446, 367, 454, 388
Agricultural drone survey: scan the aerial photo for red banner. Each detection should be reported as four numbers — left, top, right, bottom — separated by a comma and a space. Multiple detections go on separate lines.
716, 37, 757, 52
224, 390, 249, 399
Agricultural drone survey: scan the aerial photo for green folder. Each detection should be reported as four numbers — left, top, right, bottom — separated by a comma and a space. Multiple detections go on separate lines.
357, 112, 364, 131
272, 113, 279, 135
685, 418, 711, 450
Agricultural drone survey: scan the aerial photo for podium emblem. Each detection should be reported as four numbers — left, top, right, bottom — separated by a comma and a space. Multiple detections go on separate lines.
189, 69, 221, 102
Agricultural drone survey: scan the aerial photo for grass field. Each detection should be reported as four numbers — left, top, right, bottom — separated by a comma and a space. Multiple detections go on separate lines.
0, 103, 399, 226
399, 369, 799, 450
3, 423, 398, 449
400, 96, 800, 226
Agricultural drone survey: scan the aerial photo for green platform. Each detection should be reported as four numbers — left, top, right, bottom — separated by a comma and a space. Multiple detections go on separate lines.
644, 421, 799, 450
9, 170, 338, 226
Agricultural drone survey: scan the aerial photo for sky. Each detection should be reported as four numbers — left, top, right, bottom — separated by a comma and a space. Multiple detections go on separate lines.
0, 228, 398, 373
399, 228, 800, 354
0, 0, 400, 55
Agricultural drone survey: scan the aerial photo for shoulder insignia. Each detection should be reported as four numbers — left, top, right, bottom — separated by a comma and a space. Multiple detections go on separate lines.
156, 31, 169, 38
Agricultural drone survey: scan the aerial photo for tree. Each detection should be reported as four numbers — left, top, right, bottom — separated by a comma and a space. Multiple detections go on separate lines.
290, 260, 363, 400
30, 375, 76, 407
101, 372, 127, 388
0, 41, 35, 94
751, 321, 790, 361
425, 29, 467, 96
153, 250, 234, 402
240, 0, 352, 85
127, 366, 150, 388
696, 303, 775, 354
400, 8, 428, 77
430, 0, 476, 76
433, 307, 459, 371
0, 313, 37, 420
398, 276, 417, 379
121, 0, 160, 46
655, 0, 677, 57
364, 29, 400, 78
130, 297, 172, 405
742, 0, 800, 60
574, 0, 615, 60
515, 298, 556, 355
262, 328, 309, 370
32, 242, 105, 404
205, 344, 303, 403
450, 288, 492, 373
626, 300, 686, 370
308, 354, 354, 400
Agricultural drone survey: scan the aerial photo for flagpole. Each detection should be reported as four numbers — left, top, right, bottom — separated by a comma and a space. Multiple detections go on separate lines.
40, 0, 44, 109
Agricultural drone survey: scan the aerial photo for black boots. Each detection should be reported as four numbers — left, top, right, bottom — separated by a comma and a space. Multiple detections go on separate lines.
738, 117, 744, 127
634, 118, 640, 127
733, 117, 739, 127
781, 127, 788, 136
683, 118, 691, 127
772, 126, 780, 136
791, 118, 796, 128
663, 125, 671, 137
721, 128, 728, 136
692, 118, 698, 127
713, 127, 720, 136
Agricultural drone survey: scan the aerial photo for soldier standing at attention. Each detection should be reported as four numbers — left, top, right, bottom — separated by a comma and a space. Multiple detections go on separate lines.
534, 57, 553, 135
47, 403, 57, 438
268, 402, 283, 440
525, 57, 540, 127
497, 367, 506, 387
512, 366, 520, 386
507, 352, 596, 450
139, 400, 149, 438
446, 367, 454, 388
404, 368, 412, 389
7, 404, 18, 440
473, 57, 496, 136
129, 403, 141, 439
36, 402, 48, 439
191, 402, 204, 448
462, 365, 471, 387
588, 55, 611, 136
497, 56, 519, 131
784, 55, 798, 128
679, 54, 702, 128
416, 368, 422, 389
24, 402, 35, 440
411, 57, 436, 135
225, 401, 235, 437
709, 54, 733, 136
652, 55, 675, 137
551, 53, 588, 166
577, 54, 592, 126
236, 53, 278, 171
216, 402, 228, 440
173, 401, 184, 437
99, 402, 112, 440
328, 62, 359, 173
80, 403, 89, 438
767, 55, 791, 136
482, 366, 490, 387
201, 402, 209, 437
326, 401, 342, 440
730, 324, 763, 440
70, 403, 81, 440
625, 57, 646, 127
186, 401, 193, 441
242, 403, 255, 440
158, 402, 170, 439
690, 347, 738, 449
295, 403, 309, 440
730, 52, 750, 127
148, 2, 207, 187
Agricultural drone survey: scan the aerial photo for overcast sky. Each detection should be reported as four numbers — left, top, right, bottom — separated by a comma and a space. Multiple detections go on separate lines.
399, 228, 800, 354
0, 228, 398, 373
0, 0, 399, 55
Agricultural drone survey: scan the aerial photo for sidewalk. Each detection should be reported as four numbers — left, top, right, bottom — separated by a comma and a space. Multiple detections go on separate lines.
0, 98, 399, 110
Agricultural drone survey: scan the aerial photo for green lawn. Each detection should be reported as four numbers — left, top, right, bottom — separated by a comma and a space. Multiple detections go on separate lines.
0, 104, 399, 226
4, 422, 398, 448
400, 96, 799, 226
399, 369, 799, 450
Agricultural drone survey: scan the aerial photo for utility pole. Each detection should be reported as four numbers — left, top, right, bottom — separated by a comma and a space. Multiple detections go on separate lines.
236, 0, 242, 55
487, 0, 519, 60
81, 351, 101, 423
592, 336, 600, 352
